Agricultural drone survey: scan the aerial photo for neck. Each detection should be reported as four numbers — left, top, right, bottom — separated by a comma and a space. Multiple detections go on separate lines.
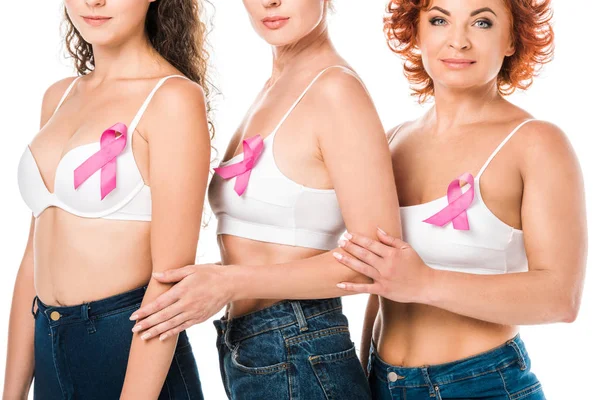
88, 25, 161, 82
269, 21, 336, 82
428, 80, 505, 134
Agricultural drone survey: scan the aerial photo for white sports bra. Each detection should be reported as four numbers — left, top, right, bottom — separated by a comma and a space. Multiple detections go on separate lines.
208, 66, 361, 250
18, 75, 187, 221
398, 119, 535, 275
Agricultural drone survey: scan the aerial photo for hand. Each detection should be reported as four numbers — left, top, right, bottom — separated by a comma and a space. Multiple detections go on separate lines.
333, 228, 434, 303
129, 263, 232, 341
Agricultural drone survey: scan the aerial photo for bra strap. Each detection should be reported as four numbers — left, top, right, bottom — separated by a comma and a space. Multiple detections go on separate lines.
269, 65, 362, 135
475, 119, 536, 179
53, 76, 82, 115
128, 75, 189, 133
387, 122, 406, 144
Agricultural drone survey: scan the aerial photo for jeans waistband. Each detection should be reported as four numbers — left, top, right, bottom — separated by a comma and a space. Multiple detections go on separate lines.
33, 286, 147, 327
213, 297, 342, 344
369, 334, 529, 389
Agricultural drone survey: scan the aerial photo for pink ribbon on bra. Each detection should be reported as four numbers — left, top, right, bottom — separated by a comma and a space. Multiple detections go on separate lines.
73, 123, 128, 200
423, 173, 475, 230
214, 135, 264, 196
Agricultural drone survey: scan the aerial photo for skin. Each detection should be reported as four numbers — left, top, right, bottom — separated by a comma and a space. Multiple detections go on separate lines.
334, 0, 587, 367
129, 0, 402, 361
3, 0, 210, 398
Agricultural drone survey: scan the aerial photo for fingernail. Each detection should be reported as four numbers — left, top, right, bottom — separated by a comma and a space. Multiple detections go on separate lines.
129, 314, 138, 321
132, 325, 142, 333
337, 283, 347, 289
344, 232, 353, 239
338, 239, 347, 248
141, 333, 151, 340
377, 227, 387, 235
153, 272, 164, 278
159, 334, 167, 341
333, 252, 343, 260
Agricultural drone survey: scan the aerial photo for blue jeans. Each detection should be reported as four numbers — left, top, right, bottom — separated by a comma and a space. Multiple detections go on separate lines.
368, 334, 544, 400
213, 298, 370, 400
32, 286, 203, 400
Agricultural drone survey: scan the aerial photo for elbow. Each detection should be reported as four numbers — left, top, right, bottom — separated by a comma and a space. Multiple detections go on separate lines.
556, 291, 581, 324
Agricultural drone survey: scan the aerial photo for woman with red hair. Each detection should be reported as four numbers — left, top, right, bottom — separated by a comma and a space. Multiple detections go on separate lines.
333, 0, 586, 399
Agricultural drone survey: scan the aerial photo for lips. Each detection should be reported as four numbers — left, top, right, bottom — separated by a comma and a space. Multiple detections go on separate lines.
440, 58, 476, 69
82, 16, 112, 27
261, 16, 290, 30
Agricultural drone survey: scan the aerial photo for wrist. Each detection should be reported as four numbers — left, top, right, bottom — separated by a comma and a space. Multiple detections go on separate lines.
417, 263, 441, 306
221, 264, 247, 302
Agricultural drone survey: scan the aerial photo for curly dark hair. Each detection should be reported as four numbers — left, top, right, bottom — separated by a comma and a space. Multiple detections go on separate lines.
384, 0, 555, 103
63, 0, 214, 135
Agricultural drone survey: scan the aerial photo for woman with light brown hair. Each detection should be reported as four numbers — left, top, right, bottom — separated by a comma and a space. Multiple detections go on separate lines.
333, 0, 587, 399
3, 0, 211, 398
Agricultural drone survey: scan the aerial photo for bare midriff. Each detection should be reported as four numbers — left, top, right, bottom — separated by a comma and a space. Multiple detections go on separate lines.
34, 208, 152, 307
374, 299, 518, 367
218, 234, 326, 318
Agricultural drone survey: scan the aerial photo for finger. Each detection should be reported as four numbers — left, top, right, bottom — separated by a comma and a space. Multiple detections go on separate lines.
344, 232, 389, 257
333, 252, 380, 280
133, 300, 183, 334
336, 282, 379, 294
139, 311, 190, 341
376, 228, 408, 249
338, 238, 381, 268
152, 265, 196, 283
129, 289, 179, 321
159, 320, 195, 342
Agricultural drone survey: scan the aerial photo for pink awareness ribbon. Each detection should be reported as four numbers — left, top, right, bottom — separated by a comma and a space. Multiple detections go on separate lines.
423, 172, 475, 230
73, 123, 128, 200
214, 135, 264, 196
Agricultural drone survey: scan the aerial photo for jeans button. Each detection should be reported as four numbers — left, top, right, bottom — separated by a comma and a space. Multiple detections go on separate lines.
388, 372, 398, 382
50, 311, 61, 321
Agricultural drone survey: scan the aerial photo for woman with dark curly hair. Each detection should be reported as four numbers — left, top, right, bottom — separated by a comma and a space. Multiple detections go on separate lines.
3, 0, 211, 398
331, 0, 587, 399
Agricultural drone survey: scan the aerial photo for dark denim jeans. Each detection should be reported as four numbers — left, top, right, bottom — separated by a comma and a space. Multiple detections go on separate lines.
368, 334, 544, 400
32, 286, 203, 400
214, 298, 370, 400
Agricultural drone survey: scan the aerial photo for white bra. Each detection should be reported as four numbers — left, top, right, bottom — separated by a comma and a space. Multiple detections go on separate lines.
208, 66, 362, 250
398, 119, 535, 275
18, 75, 187, 221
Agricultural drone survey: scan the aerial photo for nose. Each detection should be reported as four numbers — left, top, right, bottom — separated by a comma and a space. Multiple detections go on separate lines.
85, 0, 106, 6
448, 26, 471, 51
262, 0, 281, 8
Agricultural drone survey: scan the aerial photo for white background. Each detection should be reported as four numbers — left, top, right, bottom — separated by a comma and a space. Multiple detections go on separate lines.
1, 1, 598, 399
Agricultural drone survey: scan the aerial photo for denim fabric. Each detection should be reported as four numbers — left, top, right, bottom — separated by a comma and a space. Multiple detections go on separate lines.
214, 298, 370, 400
368, 334, 544, 400
32, 286, 203, 400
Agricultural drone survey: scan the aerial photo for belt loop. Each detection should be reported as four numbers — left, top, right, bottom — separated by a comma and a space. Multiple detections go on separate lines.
31, 296, 39, 318
507, 339, 527, 370
421, 367, 437, 398
290, 301, 309, 332
82, 303, 96, 334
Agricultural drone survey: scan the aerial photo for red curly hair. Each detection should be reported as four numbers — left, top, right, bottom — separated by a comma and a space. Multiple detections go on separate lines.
384, 0, 554, 102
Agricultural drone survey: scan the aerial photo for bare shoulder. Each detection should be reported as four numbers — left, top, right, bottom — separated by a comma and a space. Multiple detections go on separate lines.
40, 76, 79, 123
310, 66, 369, 103
517, 120, 581, 175
386, 119, 419, 143
519, 120, 576, 158
149, 76, 207, 115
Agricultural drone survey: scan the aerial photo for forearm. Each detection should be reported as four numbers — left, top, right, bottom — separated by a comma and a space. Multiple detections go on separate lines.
228, 250, 371, 301
120, 281, 178, 399
3, 263, 36, 399
423, 267, 577, 325
359, 294, 379, 371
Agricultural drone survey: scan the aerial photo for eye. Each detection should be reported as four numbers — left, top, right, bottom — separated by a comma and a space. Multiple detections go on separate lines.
473, 19, 493, 29
429, 17, 448, 26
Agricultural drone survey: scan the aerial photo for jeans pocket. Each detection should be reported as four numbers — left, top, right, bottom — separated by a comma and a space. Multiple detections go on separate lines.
309, 344, 370, 400
231, 330, 291, 375
498, 363, 545, 400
